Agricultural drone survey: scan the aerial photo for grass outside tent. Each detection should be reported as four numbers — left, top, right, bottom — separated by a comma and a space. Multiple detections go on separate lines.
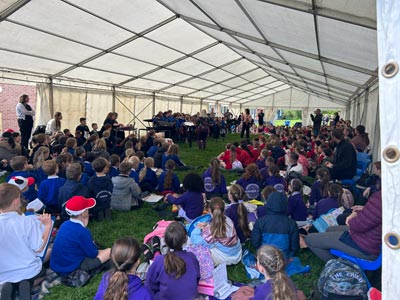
2, 132, 325, 299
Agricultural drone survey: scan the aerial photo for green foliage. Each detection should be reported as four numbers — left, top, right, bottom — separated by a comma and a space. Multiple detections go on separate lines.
281, 110, 302, 120
274, 119, 302, 127
42, 133, 324, 299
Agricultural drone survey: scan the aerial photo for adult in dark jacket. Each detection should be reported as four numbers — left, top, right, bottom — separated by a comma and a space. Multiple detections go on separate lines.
325, 128, 357, 180
310, 108, 322, 136
306, 191, 382, 262
251, 192, 299, 258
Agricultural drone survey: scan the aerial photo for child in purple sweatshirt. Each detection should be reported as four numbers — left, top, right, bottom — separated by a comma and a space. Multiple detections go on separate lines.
287, 179, 307, 222
94, 237, 152, 300
145, 222, 200, 300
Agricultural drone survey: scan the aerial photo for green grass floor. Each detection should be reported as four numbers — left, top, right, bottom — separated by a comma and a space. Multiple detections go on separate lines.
42, 133, 325, 299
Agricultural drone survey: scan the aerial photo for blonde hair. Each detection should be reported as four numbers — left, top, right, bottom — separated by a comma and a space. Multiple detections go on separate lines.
139, 157, 154, 182
257, 245, 295, 300
33, 146, 50, 170
209, 197, 226, 239
93, 139, 107, 151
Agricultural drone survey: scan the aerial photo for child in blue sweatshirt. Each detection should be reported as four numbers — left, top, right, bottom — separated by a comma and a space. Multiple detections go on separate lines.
7, 156, 37, 202
87, 157, 113, 221
38, 160, 66, 213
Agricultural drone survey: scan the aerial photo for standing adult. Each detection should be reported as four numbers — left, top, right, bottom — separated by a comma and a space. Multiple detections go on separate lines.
45, 112, 63, 136
325, 128, 357, 180
310, 108, 322, 136
258, 109, 265, 127
240, 108, 252, 139
16, 94, 35, 149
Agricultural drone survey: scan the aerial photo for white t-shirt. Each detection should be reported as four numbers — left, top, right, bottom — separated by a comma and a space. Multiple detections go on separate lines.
0, 212, 44, 283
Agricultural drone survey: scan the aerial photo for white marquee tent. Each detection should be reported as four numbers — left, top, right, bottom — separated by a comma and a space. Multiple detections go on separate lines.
0, 0, 398, 298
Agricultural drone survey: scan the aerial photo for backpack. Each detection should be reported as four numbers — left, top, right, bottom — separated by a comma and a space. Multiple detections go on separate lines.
313, 258, 368, 300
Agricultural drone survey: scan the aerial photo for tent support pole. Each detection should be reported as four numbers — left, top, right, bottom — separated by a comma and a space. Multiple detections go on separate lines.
112, 86, 116, 113
360, 88, 369, 125
152, 92, 156, 117
180, 96, 183, 113
49, 78, 54, 117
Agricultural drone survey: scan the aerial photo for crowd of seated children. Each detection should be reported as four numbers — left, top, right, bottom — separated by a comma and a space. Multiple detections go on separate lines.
145, 222, 200, 300
111, 162, 142, 211
50, 196, 111, 287
157, 159, 180, 195
165, 173, 204, 223
190, 197, 242, 266
0, 183, 52, 300
252, 192, 299, 258
94, 237, 152, 300
87, 157, 114, 221
225, 184, 251, 243
202, 157, 228, 199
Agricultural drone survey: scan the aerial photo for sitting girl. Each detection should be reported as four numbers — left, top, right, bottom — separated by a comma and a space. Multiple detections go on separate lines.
161, 144, 185, 170
238, 245, 298, 300
145, 222, 200, 300
313, 183, 343, 219
264, 165, 286, 192
202, 158, 227, 199
225, 184, 251, 243
157, 159, 180, 195
138, 157, 158, 193
309, 167, 330, 208
94, 237, 152, 300
287, 179, 308, 222
166, 173, 204, 222
190, 197, 242, 266
236, 163, 264, 200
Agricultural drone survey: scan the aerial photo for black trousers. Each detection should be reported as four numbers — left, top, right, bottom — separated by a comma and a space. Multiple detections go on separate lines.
18, 119, 33, 149
241, 122, 250, 139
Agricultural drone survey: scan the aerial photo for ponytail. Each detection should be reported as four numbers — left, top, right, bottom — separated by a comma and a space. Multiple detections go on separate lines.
210, 158, 221, 186
164, 222, 187, 279
164, 251, 186, 279
237, 203, 251, 238
257, 245, 295, 300
104, 237, 141, 300
317, 167, 330, 198
139, 166, 146, 182
210, 197, 226, 239
103, 271, 129, 300
164, 160, 176, 190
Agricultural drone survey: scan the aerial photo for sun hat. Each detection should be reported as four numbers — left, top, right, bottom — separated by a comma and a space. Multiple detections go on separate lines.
8, 176, 35, 191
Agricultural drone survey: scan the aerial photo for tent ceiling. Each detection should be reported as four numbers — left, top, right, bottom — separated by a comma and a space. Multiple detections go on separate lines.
0, 0, 378, 106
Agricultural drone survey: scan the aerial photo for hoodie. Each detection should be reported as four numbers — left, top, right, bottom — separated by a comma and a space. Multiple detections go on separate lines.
111, 175, 142, 211
58, 180, 89, 222
95, 273, 152, 300
251, 192, 299, 258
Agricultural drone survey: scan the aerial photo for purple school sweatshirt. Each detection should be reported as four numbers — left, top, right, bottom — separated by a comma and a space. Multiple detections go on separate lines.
313, 197, 339, 219
287, 192, 308, 221
252, 280, 273, 300
94, 273, 152, 300
145, 250, 200, 300
167, 191, 204, 220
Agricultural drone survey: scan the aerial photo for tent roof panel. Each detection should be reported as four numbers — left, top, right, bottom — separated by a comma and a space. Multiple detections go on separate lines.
222, 77, 248, 88
235, 37, 282, 60
221, 59, 257, 75
180, 78, 214, 90
114, 37, 183, 65
0, 0, 19, 12
254, 76, 278, 86
323, 63, 371, 85
193, 23, 242, 45
318, 0, 376, 22
239, 69, 269, 81
276, 49, 324, 72
145, 18, 215, 54
240, 82, 259, 91
187, 90, 214, 98
163, 85, 196, 95
85, 53, 156, 77
293, 68, 327, 83
193, 43, 241, 67
193, 0, 263, 39
143, 68, 191, 84
318, 16, 377, 70
0, 21, 99, 64
199, 69, 234, 82
167, 57, 214, 76
68, 0, 174, 33
123, 78, 170, 90
62, 67, 131, 84
159, 0, 212, 23
204, 84, 230, 94
8, 0, 132, 49
0, 50, 70, 75
241, 0, 318, 54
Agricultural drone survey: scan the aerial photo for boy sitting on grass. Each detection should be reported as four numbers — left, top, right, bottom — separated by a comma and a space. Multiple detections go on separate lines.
50, 196, 111, 287
0, 183, 52, 300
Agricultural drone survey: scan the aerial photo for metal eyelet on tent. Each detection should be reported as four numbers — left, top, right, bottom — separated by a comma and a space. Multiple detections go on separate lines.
384, 232, 400, 250
382, 146, 400, 163
382, 61, 399, 78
